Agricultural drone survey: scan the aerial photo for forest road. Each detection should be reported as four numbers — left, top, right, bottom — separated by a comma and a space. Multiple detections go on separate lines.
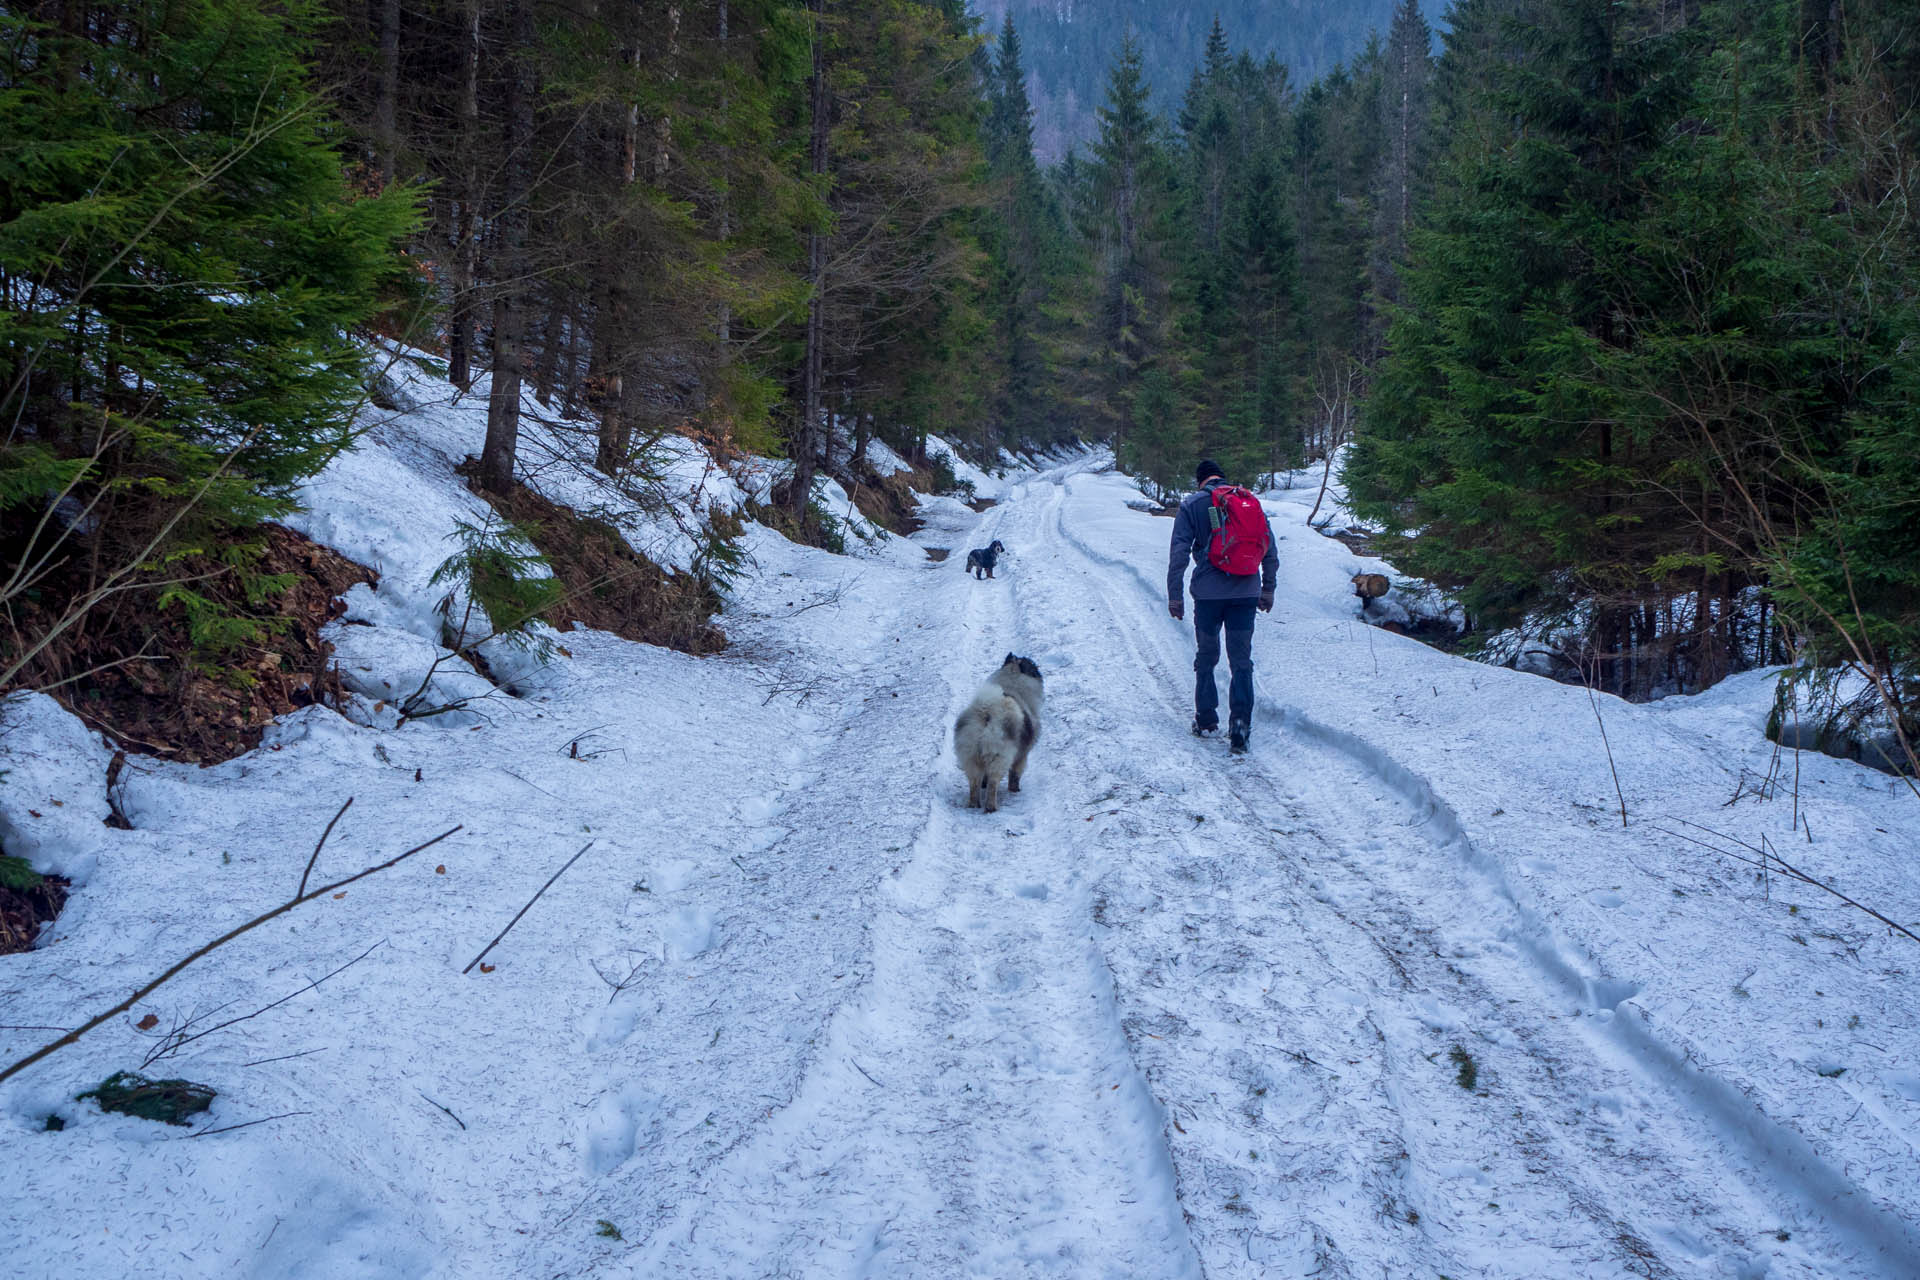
615, 459, 1901, 1280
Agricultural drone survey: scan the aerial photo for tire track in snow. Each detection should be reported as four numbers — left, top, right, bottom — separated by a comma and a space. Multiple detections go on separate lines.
615, 465, 1199, 1278
1037, 468, 1920, 1279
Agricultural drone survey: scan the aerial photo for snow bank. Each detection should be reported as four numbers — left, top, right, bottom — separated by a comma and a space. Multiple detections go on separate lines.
0, 691, 113, 884
924, 433, 1007, 501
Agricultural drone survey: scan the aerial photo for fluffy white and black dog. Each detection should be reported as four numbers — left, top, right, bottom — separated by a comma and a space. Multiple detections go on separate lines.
954, 653, 1043, 812
964, 539, 1006, 580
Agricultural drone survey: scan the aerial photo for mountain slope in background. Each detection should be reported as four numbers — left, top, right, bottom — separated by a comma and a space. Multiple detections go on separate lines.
972, 0, 1449, 160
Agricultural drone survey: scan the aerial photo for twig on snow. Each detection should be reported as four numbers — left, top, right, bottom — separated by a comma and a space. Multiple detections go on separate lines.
142, 940, 383, 1068
297, 797, 354, 898
784, 575, 859, 617
417, 1089, 468, 1130
850, 1058, 885, 1089
592, 951, 650, 1003
560, 725, 623, 760
1655, 817, 1920, 946
762, 674, 829, 706
463, 841, 596, 974
1582, 663, 1628, 828
500, 768, 562, 801
184, 1110, 311, 1139
241, 1046, 329, 1069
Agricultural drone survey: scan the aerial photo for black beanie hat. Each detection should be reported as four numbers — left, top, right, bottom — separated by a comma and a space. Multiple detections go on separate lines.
1195, 458, 1224, 486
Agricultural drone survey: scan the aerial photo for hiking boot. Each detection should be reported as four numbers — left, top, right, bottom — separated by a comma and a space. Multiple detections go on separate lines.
1228, 722, 1249, 754
1191, 719, 1218, 738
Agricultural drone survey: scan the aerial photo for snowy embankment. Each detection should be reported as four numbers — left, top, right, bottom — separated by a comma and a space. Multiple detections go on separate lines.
1, 399, 1915, 1278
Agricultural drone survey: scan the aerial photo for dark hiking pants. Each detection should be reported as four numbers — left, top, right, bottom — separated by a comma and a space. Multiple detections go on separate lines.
1193, 597, 1256, 732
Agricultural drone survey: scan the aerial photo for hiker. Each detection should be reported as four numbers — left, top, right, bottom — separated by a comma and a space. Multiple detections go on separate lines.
1167, 458, 1278, 754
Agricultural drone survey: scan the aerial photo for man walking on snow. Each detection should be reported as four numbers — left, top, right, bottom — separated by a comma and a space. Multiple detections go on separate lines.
1167, 458, 1278, 754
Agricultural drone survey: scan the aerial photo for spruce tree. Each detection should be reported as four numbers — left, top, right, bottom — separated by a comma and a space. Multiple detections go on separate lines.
1348, 0, 1692, 653
1086, 32, 1174, 447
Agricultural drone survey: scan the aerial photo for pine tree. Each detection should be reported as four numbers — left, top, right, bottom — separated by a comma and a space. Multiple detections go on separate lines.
1125, 369, 1194, 502
1, 0, 416, 678
983, 12, 1062, 446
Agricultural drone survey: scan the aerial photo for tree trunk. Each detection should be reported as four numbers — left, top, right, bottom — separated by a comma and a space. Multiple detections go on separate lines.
534, 293, 562, 406
478, 0, 536, 497
655, 4, 682, 184
716, 0, 732, 347
852, 410, 870, 471
482, 289, 525, 495
375, 0, 400, 186
791, 0, 829, 513
594, 364, 631, 473
561, 296, 585, 416
596, 24, 642, 477
448, 0, 481, 391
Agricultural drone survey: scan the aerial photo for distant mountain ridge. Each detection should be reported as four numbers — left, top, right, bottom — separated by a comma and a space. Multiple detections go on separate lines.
971, 0, 1448, 161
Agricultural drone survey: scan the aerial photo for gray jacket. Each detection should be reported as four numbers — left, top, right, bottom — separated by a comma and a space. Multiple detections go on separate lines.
1168, 479, 1279, 602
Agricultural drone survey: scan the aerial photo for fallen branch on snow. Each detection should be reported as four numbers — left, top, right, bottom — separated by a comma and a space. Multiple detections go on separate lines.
140, 939, 383, 1069
0, 815, 460, 1085
1656, 817, 1919, 947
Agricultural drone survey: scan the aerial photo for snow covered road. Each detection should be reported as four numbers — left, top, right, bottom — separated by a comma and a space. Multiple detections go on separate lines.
5, 440, 1916, 1279
1034, 466, 1913, 1280
584, 458, 1919, 1278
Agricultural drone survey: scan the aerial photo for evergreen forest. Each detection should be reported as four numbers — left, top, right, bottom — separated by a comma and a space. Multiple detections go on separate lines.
2, 0, 1916, 757
972, 0, 1449, 161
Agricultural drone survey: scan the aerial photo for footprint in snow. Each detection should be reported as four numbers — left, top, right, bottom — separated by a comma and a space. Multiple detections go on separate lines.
585, 1086, 660, 1176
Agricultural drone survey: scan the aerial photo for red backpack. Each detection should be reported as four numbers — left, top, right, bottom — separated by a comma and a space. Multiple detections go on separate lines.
1206, 484, 1270, 575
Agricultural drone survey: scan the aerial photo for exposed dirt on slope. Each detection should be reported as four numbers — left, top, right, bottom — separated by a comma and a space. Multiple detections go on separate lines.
468, 477, 728, 656
4, 524, 373, 764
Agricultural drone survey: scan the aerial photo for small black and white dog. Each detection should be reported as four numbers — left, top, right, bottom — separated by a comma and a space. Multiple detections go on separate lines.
965, 539, 1006, 580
